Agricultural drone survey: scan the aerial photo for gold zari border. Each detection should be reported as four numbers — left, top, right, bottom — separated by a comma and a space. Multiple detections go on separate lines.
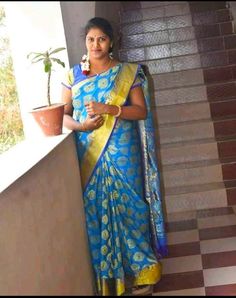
80, 63, 138, 188
97, 262, 162, 296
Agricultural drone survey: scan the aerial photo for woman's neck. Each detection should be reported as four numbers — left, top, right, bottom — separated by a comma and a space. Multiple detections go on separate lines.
89, 57, 114, 76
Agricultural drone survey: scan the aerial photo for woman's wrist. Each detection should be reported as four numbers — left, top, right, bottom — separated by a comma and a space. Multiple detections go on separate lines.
80, 122, 87, 131
105, 104, 122, 117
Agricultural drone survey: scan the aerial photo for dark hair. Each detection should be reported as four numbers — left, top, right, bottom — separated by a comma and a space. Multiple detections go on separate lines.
85, 17, 114, 52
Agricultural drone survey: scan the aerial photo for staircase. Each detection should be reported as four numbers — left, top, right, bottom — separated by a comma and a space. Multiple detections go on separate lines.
118, 1, 236, 214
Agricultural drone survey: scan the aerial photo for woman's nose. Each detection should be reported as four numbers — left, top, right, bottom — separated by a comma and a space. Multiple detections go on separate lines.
94, 39, 99, 48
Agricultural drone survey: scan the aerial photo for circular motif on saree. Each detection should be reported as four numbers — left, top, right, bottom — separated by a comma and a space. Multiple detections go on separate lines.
101, 245, 108, 255
102, 200, 108, 209
132, 230, 142, 238
114, 180, 122, 189
73, 110, 81, 119
107, 145, 118, 155
118, 204, 126, 214
140, 241, 149, 251
121, 193, 129, 202
133, 252, 145, 262
88, 220, 99, 229
127, 167, 135, 176
98, 78, 108, 89
131, 145, 138, 154
87, 190, 96, 200
83, 94, 93, 102
115, 237, 120, 247
84, 83, 95, 93
102, 214, 108, 225
120, 147, 129, 155
72, 99, 82, 109
127, 239, 135, 249
108, 269, 113, 278
107, 252, 112, 262
140, 223, 148, 233
121, 121, 132, 131
117, 252, 122, 262
101, 261, 108, 271
117, 156, 128, 167
106, 177, 113, 186
102, 229, 109, 240
131, 263, 140, 272
112, 190, 119, 199
127, 208, 134, 216
109, 166, 116, 175
113, 259, 118, 269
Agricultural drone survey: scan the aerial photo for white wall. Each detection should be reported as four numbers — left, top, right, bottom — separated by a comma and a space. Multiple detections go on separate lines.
3, 1, 70, 139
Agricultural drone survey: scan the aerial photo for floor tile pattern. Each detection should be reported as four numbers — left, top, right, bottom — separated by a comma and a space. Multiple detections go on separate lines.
152, 206, 236, 296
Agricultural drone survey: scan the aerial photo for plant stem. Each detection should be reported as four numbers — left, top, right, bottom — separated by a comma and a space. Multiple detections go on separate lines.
47, 71, 51, 106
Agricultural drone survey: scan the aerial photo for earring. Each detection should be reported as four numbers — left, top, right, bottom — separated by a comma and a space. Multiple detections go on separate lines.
109, 44, 114, 59
81, 52, 90, 75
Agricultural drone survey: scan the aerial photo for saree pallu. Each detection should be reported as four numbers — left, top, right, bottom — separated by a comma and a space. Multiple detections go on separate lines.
70, 62, 168, 296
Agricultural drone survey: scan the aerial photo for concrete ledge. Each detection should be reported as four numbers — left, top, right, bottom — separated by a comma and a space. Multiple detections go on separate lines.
0, 132, 72, 193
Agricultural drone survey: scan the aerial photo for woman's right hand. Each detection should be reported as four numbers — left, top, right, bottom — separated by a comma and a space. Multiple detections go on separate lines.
82, 115, 104, 131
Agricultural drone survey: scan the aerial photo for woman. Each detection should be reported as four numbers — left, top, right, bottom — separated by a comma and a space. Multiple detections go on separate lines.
62, 17, 167, 296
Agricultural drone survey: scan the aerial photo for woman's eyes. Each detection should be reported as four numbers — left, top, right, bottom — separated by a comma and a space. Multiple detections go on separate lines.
87, 37, 106, 42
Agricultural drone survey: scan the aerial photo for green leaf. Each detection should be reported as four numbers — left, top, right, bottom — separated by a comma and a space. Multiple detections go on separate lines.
49, 47, 66, 56
51, 58, 65, 68
31, 57, 44, 63
27, 52, 45, 59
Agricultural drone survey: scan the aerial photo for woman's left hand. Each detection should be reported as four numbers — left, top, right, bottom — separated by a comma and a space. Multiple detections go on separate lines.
85, 101, 106, 117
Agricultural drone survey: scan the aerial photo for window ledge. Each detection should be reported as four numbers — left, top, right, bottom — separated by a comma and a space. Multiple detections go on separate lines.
0, 131, 73, 193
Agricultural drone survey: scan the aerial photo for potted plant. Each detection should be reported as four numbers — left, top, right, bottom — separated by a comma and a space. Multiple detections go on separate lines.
27, 47, 66, 136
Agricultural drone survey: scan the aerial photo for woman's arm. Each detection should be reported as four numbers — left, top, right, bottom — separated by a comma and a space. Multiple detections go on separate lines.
62, 86, 85, 131
62, 86, 104, 131
85, 86, 147, 120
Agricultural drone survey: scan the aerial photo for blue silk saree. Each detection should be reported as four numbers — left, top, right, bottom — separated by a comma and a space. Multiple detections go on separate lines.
63, 62, 168, 296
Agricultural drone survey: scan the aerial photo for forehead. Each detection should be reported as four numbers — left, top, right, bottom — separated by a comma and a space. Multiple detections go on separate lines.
86, 27, 108, 38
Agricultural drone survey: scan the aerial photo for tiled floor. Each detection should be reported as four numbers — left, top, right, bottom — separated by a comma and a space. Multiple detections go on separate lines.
152, 205, 236, 296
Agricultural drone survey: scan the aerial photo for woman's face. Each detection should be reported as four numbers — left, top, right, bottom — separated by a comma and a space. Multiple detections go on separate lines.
86, 27, 111, 60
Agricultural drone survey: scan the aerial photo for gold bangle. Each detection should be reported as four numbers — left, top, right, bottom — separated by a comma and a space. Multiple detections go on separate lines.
114, 105, 122, 118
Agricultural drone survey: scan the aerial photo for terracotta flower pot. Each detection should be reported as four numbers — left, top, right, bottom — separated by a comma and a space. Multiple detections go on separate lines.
30, 103, 65, 136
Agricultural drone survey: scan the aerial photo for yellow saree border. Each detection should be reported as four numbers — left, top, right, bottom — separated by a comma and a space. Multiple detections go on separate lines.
80, 63, 139, 189
96, 263, 162, 296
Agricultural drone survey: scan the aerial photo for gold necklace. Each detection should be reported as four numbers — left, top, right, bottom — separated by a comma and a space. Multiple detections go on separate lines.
92, 58, 112, 76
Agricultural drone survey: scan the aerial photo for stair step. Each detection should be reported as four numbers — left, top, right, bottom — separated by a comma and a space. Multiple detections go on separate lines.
165, 182, 227, 213
120, 8, 231, 36
140, 48, 234, 75
154, 84, 207, 106
120, 2, 190, 24
163, 163, 223, 188
155, 101, 211, 125
160, 139, 218, 165
158, 119, 215, 144
163, 158, 221, 171
121, 26, 196, 49
119, 39, 199, 62
120, 34, 235, 60
120, 14, 193, 36
150, 68, 204, 90
140, 1, 188, 10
